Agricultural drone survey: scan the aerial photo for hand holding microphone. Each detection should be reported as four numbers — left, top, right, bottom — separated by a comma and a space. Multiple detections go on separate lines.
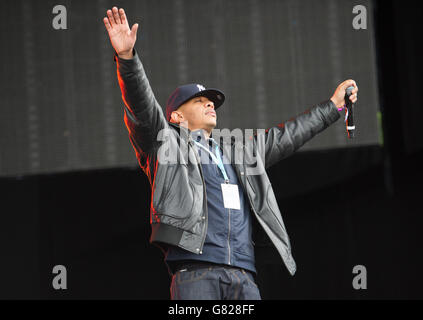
345, 86, 356, 138
330, 79, 359, 139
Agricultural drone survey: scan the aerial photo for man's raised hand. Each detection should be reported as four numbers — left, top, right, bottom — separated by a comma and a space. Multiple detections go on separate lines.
103, 7, 139, 59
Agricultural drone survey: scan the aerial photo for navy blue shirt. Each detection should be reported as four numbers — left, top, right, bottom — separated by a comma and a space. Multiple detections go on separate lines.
165, 129, 256, 273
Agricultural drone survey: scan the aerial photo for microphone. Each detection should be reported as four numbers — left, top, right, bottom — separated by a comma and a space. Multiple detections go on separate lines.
345, 86, 355, 139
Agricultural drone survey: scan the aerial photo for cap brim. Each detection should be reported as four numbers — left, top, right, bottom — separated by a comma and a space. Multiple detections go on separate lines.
190, 89, 225, 109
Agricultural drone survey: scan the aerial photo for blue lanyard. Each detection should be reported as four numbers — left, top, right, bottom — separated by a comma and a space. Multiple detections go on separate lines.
194, 140, 230, 183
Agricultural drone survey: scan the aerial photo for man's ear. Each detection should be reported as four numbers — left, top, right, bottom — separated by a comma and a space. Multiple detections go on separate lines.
170, 111, 183, 124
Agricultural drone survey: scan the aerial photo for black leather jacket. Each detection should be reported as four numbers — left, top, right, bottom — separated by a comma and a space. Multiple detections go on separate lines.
114, 49, 341, 275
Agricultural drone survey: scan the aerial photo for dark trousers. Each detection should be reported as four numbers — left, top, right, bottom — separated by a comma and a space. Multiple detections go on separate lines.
170, 263, 261, 300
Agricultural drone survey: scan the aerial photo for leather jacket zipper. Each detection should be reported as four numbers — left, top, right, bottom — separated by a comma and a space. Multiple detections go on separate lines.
227, 207, 231, 265
234, 159, 259, 248
223, 176, 231, 265
189, 138, 208, 254
234, 160, 255, 213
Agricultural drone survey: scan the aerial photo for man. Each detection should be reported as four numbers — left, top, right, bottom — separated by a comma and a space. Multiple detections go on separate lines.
103, 7, 358, 300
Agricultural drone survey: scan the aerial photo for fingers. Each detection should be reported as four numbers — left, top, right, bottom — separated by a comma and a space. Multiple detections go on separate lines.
107, 9, 115, 27
351, 82, 358, 95
349, 93, 358, 103
106, 7, 123, 26
119, 8, 129, 27
103, 17, 111, 31
343, 79, 357, 89
105, 7, 129, 30
341, 79, 359, 95
113, 7, 121, 24
131, 23, 139, 37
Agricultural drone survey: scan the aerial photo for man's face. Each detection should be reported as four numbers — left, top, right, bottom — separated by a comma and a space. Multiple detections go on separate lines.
171, 96, 217, 131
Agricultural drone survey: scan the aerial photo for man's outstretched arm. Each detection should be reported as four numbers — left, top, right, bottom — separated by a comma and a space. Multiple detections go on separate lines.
103, 7, 167, 159
262, 80, 359, 168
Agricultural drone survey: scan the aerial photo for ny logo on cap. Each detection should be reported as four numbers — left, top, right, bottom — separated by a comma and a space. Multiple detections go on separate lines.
197, 84, 206, 91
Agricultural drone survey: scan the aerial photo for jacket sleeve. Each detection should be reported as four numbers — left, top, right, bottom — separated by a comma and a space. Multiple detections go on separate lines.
114, 48, 168, 170
263, 100, 340, 168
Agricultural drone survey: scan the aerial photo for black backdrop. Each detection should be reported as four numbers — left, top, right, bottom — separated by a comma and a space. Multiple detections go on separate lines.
1, 0, 423, 299
1, 145, 422, 299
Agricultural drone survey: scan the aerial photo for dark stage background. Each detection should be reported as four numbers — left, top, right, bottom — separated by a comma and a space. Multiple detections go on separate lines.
1, 0, 423, 299
1, 0, 380, 177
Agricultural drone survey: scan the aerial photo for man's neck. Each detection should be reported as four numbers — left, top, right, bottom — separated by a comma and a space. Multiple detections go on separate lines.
190, 127, 212, 139
203, 129, 211, 140
174, 121, 213, 139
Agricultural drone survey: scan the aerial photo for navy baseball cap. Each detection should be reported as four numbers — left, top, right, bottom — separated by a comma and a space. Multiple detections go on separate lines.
166, 83, 225, 121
